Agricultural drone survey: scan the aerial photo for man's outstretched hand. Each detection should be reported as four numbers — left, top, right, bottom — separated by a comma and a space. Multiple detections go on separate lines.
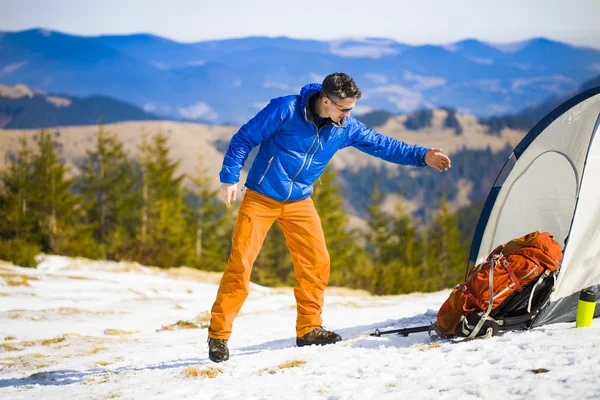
220, 183, 238, 208
424, 148, 452, 172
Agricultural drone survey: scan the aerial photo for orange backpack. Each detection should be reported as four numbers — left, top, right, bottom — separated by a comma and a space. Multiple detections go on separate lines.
435, 231, 563, 338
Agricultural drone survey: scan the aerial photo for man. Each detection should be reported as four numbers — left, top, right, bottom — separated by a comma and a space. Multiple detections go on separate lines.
208, 72, 451, 362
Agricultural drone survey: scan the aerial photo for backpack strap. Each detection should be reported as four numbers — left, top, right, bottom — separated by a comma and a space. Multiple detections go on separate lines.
500, 257, 523, 292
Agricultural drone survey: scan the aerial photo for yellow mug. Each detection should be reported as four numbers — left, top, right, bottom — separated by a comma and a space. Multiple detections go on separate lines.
576, 289, 598, 328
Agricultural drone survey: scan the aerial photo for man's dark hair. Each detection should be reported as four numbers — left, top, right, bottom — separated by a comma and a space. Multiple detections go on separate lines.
322, 72, 362, 100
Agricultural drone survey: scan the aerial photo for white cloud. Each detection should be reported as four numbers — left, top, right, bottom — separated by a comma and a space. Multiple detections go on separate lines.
187, 60, 206, 67
329, 38, 401, 59
143, 104, 157, 112
330, 45, 400, 58
263, 81, 289, 90
252, 101, 269, 110
469, 57, 494, 65
588, 64, 600, 72
149, 61, 170, 70
0, 61, 28, 77
487, 104, 513, 114
511, 75, 578, 93
372, 85, 424, 111
309, 73, 325, 83
403, 71, 447, 90
46, 96, 71, 107
178, 102, 218, 121
364, 73, 388, 84
353, 105, 373, 115
473, 79, 508, 93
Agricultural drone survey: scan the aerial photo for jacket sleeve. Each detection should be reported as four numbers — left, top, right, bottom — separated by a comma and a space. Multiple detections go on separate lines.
343, 119, 429, 167
219, 98, 292, 184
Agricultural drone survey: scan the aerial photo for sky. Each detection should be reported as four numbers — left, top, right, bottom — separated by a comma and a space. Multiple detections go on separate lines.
1, 0, 600, 48
1, 254, 599, 398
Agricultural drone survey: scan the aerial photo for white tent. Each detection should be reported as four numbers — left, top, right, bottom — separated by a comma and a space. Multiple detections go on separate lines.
468, 86, 600, 326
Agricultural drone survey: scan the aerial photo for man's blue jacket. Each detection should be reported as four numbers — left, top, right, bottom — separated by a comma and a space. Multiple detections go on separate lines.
219, 83, 429, 202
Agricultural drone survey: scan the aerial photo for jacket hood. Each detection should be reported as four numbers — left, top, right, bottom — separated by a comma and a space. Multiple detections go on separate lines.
300, 83, 322, 102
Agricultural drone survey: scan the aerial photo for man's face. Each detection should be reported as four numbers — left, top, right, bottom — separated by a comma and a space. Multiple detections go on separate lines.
324, 95, 356, 123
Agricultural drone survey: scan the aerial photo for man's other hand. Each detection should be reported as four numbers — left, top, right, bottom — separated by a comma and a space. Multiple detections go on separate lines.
425, 148, 452, 172
220, 183, 238, 208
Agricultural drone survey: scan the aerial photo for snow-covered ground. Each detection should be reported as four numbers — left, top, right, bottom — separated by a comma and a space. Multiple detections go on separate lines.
1, 255, 599, 400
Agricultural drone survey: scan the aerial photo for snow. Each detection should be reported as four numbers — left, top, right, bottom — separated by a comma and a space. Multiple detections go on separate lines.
1, 255, 599, 399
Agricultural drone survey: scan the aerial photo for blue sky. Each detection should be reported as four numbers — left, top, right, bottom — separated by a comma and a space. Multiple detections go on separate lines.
1, 0, 599, 48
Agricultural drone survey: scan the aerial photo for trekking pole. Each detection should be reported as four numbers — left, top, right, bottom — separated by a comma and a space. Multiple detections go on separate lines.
370, 325, 431, 337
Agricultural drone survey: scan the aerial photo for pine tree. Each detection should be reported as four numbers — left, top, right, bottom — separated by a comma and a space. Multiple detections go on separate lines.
312, 166, 367, 287
76, 126, 139, 259
390, 196, 422, 269
136, 133, 192, 267
27, 131, 77, 253
0, 136, 41, 267
422, 194, 468, 291
364, 187, 397, 265
0, 137, 35, 241
184, 156, 234, 271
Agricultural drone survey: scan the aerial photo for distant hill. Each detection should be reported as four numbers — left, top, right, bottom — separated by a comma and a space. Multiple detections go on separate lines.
478, 72, 600, 133
0, 84, 159, 129
2, 29, 600, 124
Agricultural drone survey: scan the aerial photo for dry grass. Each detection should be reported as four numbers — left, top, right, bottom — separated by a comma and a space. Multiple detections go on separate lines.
1, 342, 19, 352
88, 346, 109, 355
165, 266, 222, 284
414, 342, 441, 352
0, 273, 39, 287
103, 329, 139, 336
4, 336, 16, 341
9, 308, 125, 321
128, 288, 148, 298
183, 366, 223, 379
96, 361, 110, 366
158, 320, 200, 331
0, 291, 36, 297
278, 359, 307, 369
85, 374, 111, 384
0, 360, 16, 368
41, 337, 66, 346
158, 311, 211, 332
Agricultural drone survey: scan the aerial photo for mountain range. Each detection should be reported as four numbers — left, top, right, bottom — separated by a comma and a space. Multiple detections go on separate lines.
0, 83, 158, 129
2, 28, 600, 124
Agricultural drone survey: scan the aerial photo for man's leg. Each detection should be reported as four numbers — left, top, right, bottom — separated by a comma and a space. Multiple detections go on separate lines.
278, 197, 331, 337
208, 190, 279, 340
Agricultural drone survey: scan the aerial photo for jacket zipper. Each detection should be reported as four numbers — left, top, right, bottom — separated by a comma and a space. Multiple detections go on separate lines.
257, 156, 275, 185
306, 136, 322, 170
285, 126, 320, 201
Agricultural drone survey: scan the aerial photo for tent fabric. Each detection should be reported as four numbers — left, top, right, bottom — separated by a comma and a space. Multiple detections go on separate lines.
468, 86, 600, 327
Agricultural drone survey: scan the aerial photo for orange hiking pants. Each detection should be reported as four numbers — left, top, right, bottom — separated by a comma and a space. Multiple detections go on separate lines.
208, 189, 330, 340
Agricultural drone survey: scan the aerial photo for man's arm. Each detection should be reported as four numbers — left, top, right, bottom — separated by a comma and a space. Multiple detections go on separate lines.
219, 97, 292, 207
220, 97, 291, 185
344, 120, 451, 170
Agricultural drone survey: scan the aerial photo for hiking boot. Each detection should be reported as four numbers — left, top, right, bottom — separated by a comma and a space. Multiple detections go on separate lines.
296, 326, 342, 347
208, 338, 229, 363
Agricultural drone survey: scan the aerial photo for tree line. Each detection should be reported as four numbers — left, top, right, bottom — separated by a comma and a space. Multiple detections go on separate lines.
0, 127, 471, 295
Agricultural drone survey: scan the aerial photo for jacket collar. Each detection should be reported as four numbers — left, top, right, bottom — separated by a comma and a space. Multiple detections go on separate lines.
300, 83, 346, 128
